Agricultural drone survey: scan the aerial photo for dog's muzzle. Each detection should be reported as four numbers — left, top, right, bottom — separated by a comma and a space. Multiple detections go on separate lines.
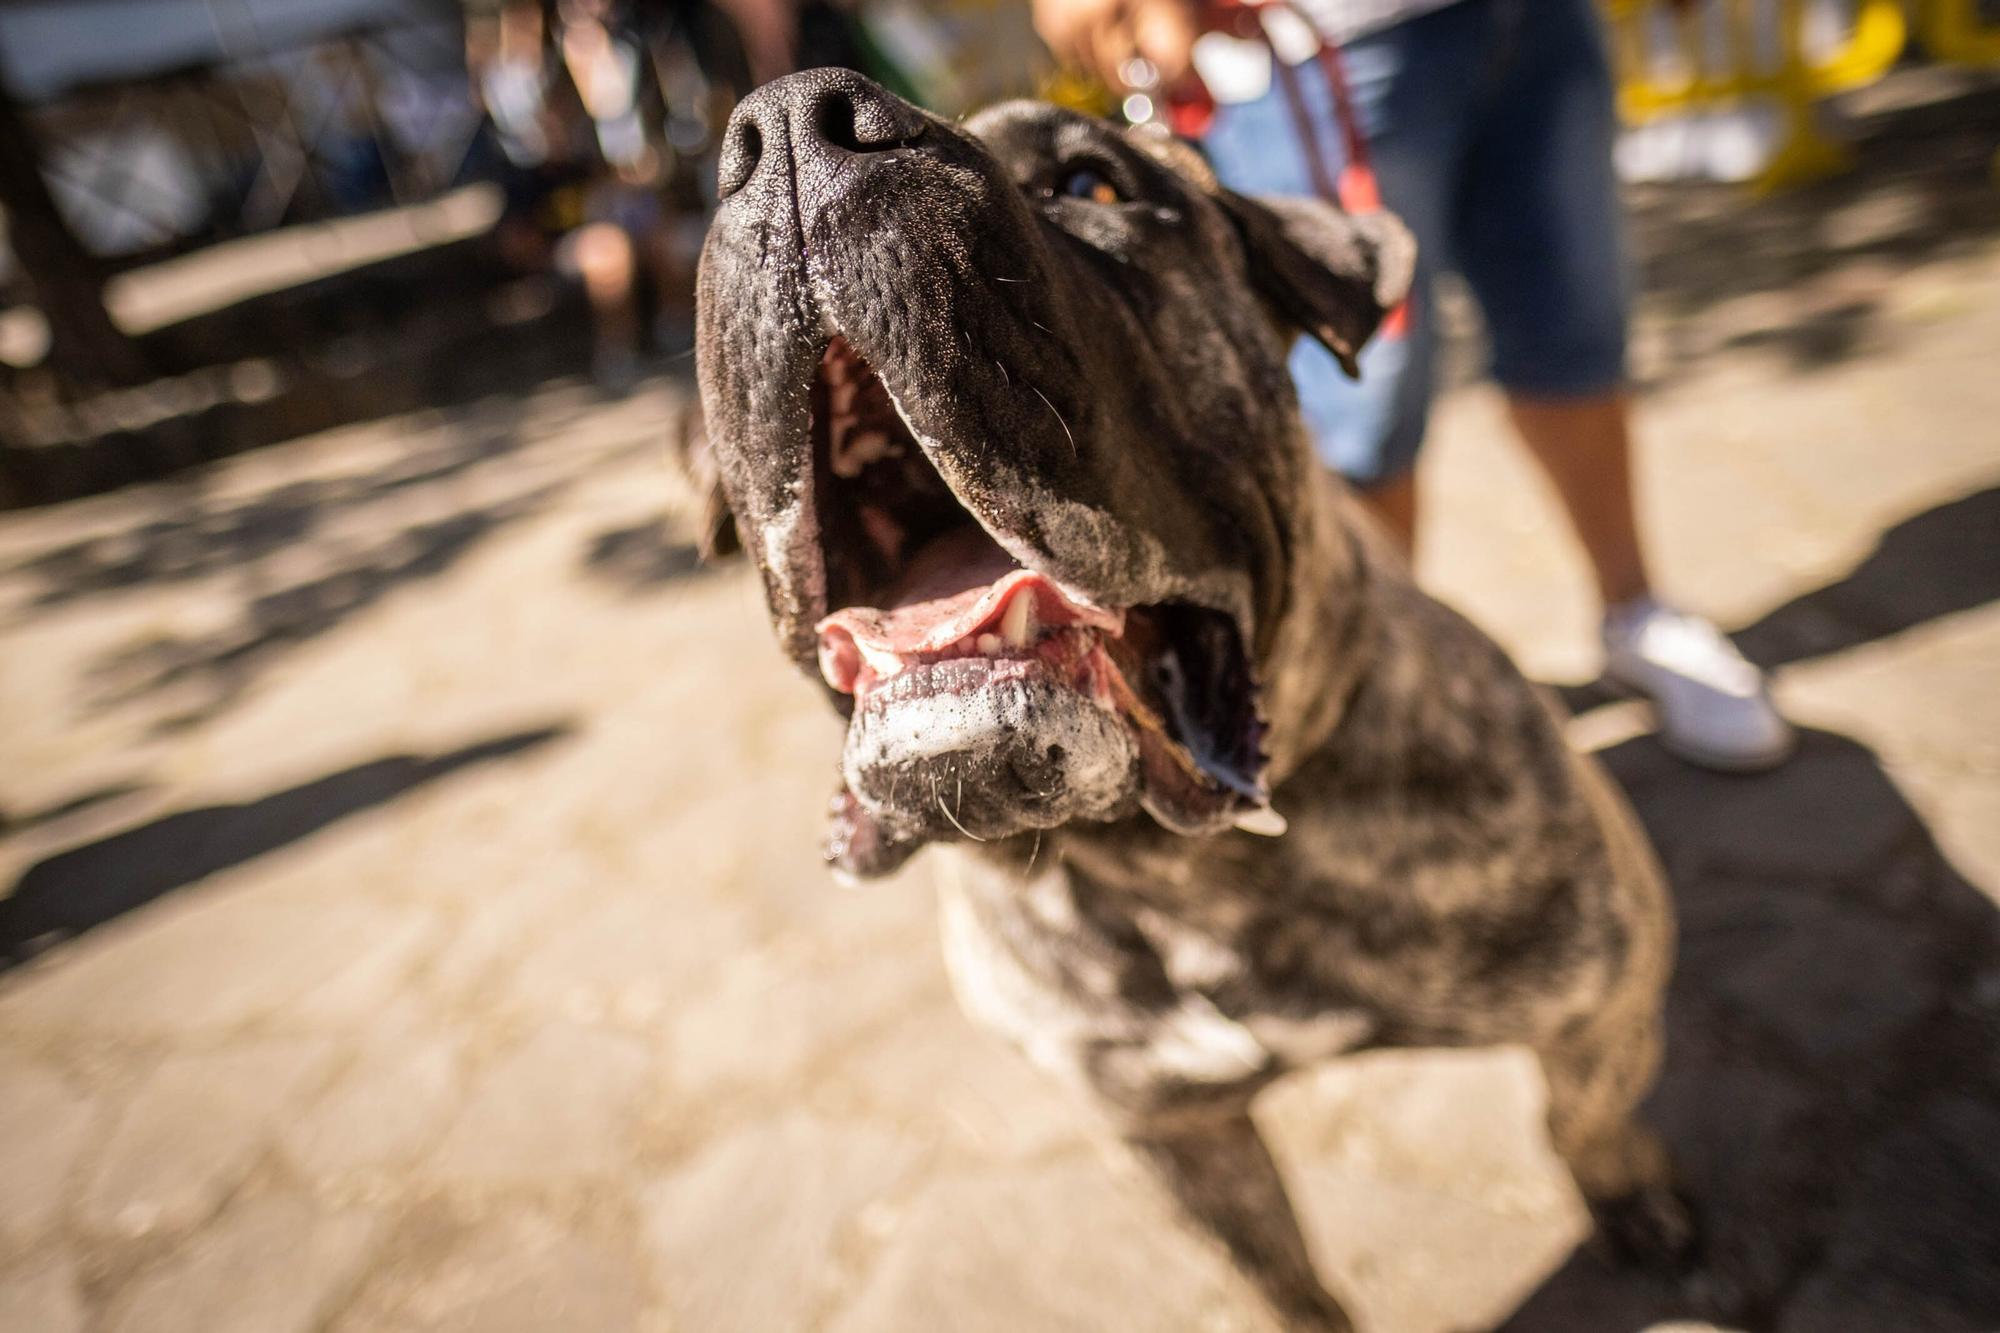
697, 74, 1281, 878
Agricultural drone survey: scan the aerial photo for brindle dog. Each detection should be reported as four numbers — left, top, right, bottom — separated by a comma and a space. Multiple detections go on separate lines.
695, 68, 1687, 1332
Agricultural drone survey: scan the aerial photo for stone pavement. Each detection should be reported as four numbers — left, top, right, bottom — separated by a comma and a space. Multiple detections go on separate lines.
3, 73, 1999, 1333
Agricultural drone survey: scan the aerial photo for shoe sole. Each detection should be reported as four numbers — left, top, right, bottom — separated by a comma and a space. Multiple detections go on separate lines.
1597, 671, 1797, 775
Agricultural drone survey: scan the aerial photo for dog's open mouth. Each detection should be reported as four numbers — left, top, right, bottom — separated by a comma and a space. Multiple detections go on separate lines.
807, 337, 1275, 869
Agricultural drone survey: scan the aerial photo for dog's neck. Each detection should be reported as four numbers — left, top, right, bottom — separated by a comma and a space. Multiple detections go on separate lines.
1257, 465, 1389, 787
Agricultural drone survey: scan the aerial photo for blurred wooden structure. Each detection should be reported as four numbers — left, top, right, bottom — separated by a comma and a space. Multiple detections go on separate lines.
0, 67, 153, 388
0, 0, 473, 395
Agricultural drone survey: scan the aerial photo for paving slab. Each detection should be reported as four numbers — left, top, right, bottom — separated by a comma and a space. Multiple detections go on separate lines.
75, 1039, 337, 1239
826, 1163, 1274, 1333
828, 1006, 1089, 1160
0, 885, 437, 1038
424, 1021, 654, 1189
330, 1207, 650, 1333
100, 1192, 384, 1333
0, 1052, 98, 1242
280, 1031, 465, 1185
640, 1112, 923, 1333
0, 1256, 85, 1333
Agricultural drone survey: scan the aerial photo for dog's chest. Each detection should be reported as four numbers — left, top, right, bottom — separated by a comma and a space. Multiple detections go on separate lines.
941, 849, 1377, 1084
1128, 902, 1375, 1066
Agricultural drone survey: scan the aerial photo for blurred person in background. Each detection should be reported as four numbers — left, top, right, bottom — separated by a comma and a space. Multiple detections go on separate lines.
1032, 0, 1794, 772
559, 0, 679, 385
468, 1, 591, 271
469, 0, 771, 387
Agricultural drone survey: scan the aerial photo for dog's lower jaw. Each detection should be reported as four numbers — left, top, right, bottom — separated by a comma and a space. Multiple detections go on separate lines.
840, 673, 1142, 845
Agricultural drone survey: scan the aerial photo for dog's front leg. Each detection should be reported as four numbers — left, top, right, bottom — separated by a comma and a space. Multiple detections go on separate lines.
942, 862, 1355, 1327
1536, 996, 1694, 1273
1089, 1007, 1354, 1333
1119, 1105, 1355, 1333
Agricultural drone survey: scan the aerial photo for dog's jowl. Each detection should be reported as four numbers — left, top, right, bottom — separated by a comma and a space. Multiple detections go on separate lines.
695, 68, 1686, 1332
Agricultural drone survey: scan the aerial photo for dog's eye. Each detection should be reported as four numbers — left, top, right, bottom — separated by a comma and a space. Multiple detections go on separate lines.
1053, 168, 1121, 205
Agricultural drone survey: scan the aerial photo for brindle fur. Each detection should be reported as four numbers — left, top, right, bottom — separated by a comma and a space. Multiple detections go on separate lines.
696, 70, 1684, 1332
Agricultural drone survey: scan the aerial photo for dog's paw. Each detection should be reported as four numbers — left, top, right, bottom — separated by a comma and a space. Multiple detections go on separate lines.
1591, 1193, 1777, 1327
1586, 1184, 1699, 1277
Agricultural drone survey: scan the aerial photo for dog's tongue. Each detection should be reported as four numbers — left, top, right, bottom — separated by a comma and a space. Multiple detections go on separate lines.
816, 527, 1121, 693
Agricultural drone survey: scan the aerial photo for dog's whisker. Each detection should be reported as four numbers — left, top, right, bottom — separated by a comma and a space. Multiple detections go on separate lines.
1024, 828, 1044, 879
933, 772, 986, 842
1030, 386, 1077, 460
994, 358, 1011, 386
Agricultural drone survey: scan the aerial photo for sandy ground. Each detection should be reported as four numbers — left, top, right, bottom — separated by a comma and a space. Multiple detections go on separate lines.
2, 72, 1998, 1333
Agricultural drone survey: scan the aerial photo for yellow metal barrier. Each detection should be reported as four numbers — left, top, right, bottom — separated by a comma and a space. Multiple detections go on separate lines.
1921, 0, 2000, 65
1601, 0, 1908, 192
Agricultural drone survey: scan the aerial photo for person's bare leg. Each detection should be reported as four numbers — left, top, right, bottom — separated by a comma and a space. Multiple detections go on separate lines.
1355, 468, 1418, 561
573, 221, 640, 354
1511, 389, 1794, 769
1507, 392, 1650, 608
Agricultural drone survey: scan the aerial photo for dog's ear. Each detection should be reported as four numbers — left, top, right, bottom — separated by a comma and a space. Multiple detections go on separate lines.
674, 406, 742, 562
1214, 191, 1414, 377
1124, 132, 1412, 374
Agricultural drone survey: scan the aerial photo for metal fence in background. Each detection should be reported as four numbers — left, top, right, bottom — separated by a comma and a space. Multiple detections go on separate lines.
9, 2, 479, 270
1604, 0, 2000, 192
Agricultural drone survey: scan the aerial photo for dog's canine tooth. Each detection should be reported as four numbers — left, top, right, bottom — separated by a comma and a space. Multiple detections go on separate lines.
1000, 592, 1035, 648
1233, 805, 1288, 837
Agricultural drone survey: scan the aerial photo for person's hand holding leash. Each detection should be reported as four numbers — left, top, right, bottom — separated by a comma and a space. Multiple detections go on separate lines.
1033, 0, 1199, 90
1037, 0, 1706, 94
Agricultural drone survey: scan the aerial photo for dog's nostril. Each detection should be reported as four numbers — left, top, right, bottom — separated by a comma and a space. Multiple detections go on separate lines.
713, 73, 920, 204
811, 84, 918, 155
717, 117, 762, 200
815, 90, 863, 153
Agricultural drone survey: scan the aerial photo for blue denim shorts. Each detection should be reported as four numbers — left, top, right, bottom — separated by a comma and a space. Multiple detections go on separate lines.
1202, 0, 1631, 486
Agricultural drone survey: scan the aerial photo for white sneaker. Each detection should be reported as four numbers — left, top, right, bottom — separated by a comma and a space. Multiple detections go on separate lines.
1602, 597, 1795, 772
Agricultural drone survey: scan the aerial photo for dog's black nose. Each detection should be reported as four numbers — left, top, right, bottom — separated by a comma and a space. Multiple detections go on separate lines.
717, 69, 925, 201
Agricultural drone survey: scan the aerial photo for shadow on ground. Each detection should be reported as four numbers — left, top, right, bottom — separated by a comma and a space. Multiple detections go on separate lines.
1499, 723, 2000, 1331
1510, 485, 2000, 1328
1557, 484, 2000, 718
0, 235, 604, 508
582, 518, 711, 593
0, 783, 152, 837
1, 389, 668, 730
1732, 485, 2000, 670
1, 422, 563, 614
1628, 67, 2000, 382
0, 723, 572, 969
86, 483, 567, 732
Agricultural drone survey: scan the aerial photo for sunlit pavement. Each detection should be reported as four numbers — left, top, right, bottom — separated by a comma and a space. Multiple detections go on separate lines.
3, 82, 1998, 1333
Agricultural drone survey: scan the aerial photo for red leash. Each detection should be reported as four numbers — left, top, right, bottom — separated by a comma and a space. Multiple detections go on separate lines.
1164, 0, 1409, 333
1171, 0, 1379, 210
